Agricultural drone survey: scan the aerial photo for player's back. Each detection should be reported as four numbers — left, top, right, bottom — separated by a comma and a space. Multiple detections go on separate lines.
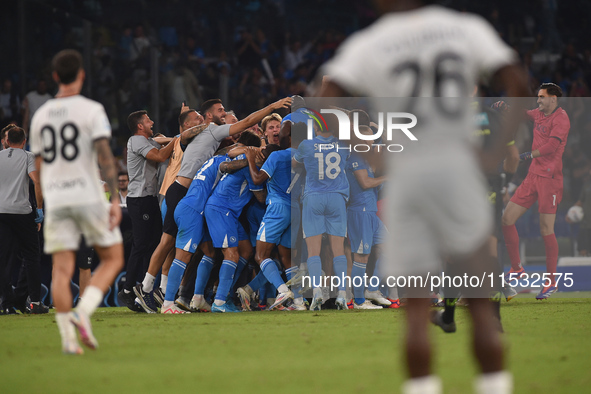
207, 155, 262, 215
30, 95, 111, 209
295, 135, 349, 199
262, 149, 292, 205
182, 155, 229, 210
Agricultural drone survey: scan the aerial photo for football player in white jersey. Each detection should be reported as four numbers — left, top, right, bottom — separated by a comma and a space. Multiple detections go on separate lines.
30, 50, 124, 355
319, 1, 529, 393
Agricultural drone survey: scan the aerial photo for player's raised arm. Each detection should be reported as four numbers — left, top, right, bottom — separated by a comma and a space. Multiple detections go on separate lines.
145, 136, 178, 163
229, 97, 293, 136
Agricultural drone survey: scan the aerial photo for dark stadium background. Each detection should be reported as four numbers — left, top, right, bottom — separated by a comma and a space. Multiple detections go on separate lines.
1, 0, 590, 275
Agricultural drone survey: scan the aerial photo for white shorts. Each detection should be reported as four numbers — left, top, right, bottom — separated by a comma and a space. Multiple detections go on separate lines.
382, 149, 492, 278
44, 203, 123, 254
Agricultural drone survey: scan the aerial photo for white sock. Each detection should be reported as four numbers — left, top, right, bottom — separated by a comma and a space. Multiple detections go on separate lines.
278, 284, 289, 294
56, 312, 76, 343
338, 290, 347, 299
214, 299, 225, 306
475, 371, 513, 394
160, 275, 168, 292
243, 285, 254, 296
313, 287, 323, 298
401, 375, 442, 394
294, 297, 304, 305
192, 294, 204, 301
162, 300, 173, 308
76, 286, 103, 317
142, 273, 156, 292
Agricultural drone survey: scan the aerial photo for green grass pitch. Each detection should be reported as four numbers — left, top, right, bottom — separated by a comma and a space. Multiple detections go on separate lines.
1, 294, 590, 393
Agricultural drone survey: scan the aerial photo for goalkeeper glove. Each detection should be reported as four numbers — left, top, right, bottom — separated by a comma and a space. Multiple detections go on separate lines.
519, 151, 533, 162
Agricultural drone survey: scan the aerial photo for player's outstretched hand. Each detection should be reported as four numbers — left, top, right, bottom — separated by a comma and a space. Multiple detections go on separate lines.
519, 151, 533, 162
272, 97, 293, 110
108, 202, 122, 230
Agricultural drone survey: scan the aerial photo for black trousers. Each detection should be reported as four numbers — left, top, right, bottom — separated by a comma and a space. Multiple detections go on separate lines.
0, 213, 41, 305
125, 196, 162, 291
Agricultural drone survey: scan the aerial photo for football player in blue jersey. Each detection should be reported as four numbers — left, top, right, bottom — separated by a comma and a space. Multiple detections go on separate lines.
293, 114, 350, 310
236, 141, 307, 311
160, 132, 261, 313
205, 144, 280, 312
345, 125, 390, 310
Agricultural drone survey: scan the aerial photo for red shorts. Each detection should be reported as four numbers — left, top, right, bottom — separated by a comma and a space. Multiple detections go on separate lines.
511, 173, 563, 214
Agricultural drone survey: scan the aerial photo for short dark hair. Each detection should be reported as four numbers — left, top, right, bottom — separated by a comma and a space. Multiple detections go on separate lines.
539, 83, 563, 98
178, 109, 197, 128
262, 144, 281, 159
118, 171, 129, 179
237, 131, 261, 147
7, 126, 26, 145
52, 49, 83, 85
200, 99, 222, 116
127, 110, 147, 133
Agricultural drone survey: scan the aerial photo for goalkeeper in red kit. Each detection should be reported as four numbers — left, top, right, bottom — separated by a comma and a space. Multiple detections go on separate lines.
501, 83, 570, 300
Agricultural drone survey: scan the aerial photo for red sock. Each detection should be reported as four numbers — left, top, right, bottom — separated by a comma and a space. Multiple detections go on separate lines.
543, 233, 558, 285
502, 225, 521, 270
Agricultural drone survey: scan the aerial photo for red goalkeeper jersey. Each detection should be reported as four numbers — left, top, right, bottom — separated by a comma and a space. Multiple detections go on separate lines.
527, 107, 570, 179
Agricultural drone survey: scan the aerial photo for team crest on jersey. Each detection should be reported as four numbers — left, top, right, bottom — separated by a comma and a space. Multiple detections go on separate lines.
143, 214, 150, 220
352, 162, 359, 168
230, 236, 237, 243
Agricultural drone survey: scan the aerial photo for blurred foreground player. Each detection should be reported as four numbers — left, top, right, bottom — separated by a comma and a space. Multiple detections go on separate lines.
320, 0, 529, 393
501, 83, 570, 300
30, 50, 124, 354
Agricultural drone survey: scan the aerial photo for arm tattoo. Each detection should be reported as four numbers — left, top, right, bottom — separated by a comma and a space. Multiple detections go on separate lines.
94, 138, 119, 200
219, 159, 248, 174
181, 124, 208, 145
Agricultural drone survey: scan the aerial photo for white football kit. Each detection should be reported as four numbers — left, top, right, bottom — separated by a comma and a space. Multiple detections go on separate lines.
30, 95, 122, 253
322, 5, 516, 276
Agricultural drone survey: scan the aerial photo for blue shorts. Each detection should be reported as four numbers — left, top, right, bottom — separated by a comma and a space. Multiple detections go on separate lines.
302, 193, 347, 238
347, 210, 386, 255
205, 207, 248, 248
247, 202, 266, 247
257, 202, 291, 248
174, 202, 210, 253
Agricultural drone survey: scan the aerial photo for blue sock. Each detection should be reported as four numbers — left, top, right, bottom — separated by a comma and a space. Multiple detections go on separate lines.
194, 256, 214, 295
231, 257, 247, 291
261, 258, 286, 290
333, 255, 348, 291
351, 261, 367, 304
165, 259, 187, 302
214, 260, 237, 302
285, 266, 299, 296
307, 255, 322, 289
368, 258, 380, 292
247, 269, 269, 291
265, 281, 276, 303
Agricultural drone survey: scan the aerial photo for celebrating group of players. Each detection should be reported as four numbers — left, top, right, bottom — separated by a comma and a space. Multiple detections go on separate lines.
122, 93, 397, 315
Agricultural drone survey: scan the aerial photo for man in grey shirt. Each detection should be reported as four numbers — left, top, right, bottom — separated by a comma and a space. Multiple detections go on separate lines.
0, 126, 47, 314
118, 110, 177, 309
134, 96, 292, 313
